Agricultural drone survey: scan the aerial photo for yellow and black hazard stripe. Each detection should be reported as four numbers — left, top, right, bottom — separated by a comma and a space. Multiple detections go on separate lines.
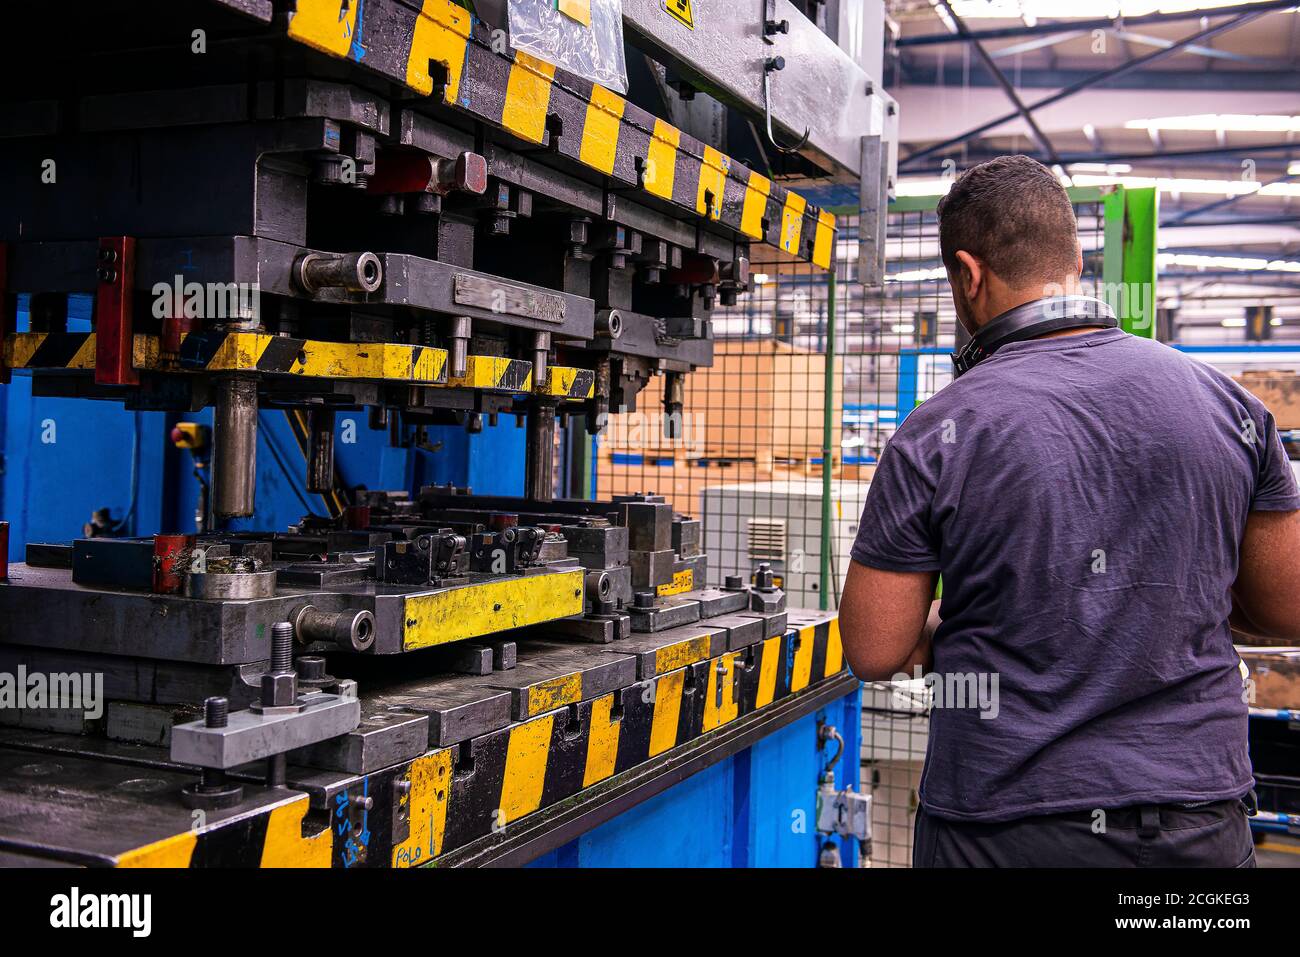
448, 354, 532, 392
446, 355, 595, 400
545, 365, 596, 400
133, 331, 449, 383
280, 0, 836, 268
116, 792, 333, 868
110, 614, 847, 868
3, 331, 96, 370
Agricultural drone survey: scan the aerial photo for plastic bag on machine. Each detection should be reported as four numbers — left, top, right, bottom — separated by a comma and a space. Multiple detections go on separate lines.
507, 0, 629, 94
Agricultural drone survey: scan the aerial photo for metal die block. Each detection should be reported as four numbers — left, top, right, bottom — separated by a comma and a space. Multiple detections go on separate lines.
593, 623, 726, 680
622, 502, 672, 552
292, 706, 429, 775
692, 587, 750, 618
627, 596, 701, 633
628, 549, 675, 589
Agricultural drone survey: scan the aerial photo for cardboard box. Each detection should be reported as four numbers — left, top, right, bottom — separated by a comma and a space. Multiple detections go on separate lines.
1233, 371, 1300, 430
600, 340, 843, 461
1237, 646, 1300, 711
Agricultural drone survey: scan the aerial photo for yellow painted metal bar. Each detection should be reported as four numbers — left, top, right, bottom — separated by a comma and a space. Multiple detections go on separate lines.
402, 570, 585, 650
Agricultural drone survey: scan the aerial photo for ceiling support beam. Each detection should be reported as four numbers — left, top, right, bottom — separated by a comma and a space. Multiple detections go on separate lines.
896, 0, 1299, 47
900, 8, 1274, 170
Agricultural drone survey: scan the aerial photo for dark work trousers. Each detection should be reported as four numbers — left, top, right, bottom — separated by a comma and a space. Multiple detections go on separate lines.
914, 798, 1257, 868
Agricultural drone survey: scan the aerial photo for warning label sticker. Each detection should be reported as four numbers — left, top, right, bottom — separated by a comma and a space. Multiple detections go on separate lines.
662, 0, 694, 29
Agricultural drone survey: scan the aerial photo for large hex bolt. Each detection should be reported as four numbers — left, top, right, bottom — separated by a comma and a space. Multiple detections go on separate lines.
293, 605, 377, 653
754, 562, 776, 591
294, 251, 382, 295
179, 696, 245, 810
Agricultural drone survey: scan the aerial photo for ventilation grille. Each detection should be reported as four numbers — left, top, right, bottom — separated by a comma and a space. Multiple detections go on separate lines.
747, 518, 787, 561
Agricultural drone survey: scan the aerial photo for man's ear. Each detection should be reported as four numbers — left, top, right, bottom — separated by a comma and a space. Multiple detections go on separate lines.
954, 250, 983, 300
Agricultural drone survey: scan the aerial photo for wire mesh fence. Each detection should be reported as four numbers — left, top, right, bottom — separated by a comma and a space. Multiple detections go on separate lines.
593, 195, 1112, 866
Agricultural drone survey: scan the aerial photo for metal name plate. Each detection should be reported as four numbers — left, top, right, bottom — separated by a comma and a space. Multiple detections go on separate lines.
453, 273, 566, 324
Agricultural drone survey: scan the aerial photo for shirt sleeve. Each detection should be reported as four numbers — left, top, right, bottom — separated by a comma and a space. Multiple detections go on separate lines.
851, 442, 942, 572
1253, 411, 1300, 511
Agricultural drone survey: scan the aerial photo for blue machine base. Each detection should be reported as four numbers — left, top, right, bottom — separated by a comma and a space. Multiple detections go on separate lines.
527, 686, 863, 868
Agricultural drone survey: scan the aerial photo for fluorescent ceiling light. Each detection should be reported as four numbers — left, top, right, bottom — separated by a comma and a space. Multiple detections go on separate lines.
751, 273, 771, 285
1125, 114, 1300, 133
900, 171, 1298, 201
1071, 172, 1300, 198
895, 177, 953, 197
1221, 317, 1247, 327
891, 323, 916, 334
947, 2, 1290, 20
888, 267, 948, 282
1069, 162, 1133, 173
1159, 253, 1300, 272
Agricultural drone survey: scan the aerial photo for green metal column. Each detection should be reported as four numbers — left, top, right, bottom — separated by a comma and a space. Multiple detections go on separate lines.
820, 267, 837, 612
1102, 185, 1159, 339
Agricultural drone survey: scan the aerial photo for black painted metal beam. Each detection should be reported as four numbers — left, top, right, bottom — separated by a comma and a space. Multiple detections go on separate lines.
896, 0, 1298, 47
900, 8, 1274, 169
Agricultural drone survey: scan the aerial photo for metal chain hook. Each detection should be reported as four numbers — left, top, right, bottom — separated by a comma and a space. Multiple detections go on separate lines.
762, 57, 810, 155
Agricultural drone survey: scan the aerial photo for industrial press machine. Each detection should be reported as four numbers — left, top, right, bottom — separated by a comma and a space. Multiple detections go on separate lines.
0, 0, 895, 867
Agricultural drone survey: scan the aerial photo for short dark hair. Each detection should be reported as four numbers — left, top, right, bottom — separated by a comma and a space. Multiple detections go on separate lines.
936, 155, 1079, 288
